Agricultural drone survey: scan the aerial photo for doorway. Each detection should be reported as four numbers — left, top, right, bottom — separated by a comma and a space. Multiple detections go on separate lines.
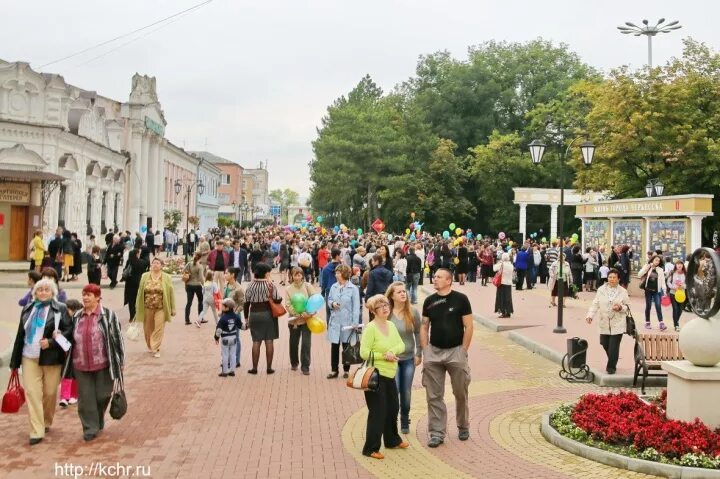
9, 205, 28, 261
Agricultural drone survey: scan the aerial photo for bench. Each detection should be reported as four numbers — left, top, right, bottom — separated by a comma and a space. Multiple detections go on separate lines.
633, 332, 684, 394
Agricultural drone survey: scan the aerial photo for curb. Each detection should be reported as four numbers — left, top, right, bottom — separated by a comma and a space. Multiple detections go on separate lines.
541, 412, 720, 479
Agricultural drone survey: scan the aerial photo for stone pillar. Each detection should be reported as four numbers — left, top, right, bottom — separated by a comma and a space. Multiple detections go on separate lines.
644, 217, 653, 258
151, 137, 161, 230
127, 129, 143, 232
689, 215, 704, 254
140, 133, 151, 227
518, 203, 527, 243
105, 191, 115, 233
550, 205, 558, 241
92, 189, 103, 236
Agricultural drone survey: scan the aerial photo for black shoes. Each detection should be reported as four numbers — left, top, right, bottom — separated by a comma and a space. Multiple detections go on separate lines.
29, 438, 42, 446
83, 433, 96, 442
459, 429, 470, 441
247, 369, 258, 374
326, 371, 339, 379
342, 372, 349, 379
228, 372, 235, 377
266, 369, 275, 375
427, 437, 443, 448
218, 373, 227, 377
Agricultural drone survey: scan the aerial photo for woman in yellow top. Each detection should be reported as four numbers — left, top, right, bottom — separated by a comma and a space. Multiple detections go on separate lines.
359, 294, 409, 460
135, 257, 176, 358
31, 230, 46, 273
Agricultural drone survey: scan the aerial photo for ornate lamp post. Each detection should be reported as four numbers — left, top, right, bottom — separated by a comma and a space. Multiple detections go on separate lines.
174, 178, 204, 259
528, 138, 596, 333
617, 18, 682, 68
644, 178, 665, 197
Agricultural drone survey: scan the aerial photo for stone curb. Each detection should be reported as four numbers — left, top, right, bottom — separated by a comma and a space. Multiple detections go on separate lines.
420, 285, 667, 389
540, 412, 720, 479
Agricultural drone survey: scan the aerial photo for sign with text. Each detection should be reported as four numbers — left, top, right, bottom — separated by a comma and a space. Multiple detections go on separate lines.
0, 183, 30, 204
371, 218, 385, 233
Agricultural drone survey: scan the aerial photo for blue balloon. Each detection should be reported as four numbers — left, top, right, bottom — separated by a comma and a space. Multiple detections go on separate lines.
409, 233, 416, 241
443, 230, 450, 239
140, 225, 147, 233
305, 294, 325, 314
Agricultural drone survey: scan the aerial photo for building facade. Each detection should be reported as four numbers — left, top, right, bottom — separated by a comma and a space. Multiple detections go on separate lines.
243, 162, 269, 219
0, 59, 206, 259
196, 158, 221, 232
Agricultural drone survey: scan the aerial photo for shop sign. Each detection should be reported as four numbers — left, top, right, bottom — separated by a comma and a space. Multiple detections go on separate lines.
145, 116, 165, 136
0, 183, 30, 204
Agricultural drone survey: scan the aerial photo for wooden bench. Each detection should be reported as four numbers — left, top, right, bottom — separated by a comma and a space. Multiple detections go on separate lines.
633, 332, 684, 394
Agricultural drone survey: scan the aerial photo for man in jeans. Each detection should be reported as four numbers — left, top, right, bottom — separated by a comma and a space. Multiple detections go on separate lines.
405, 246, 422, 305
420, 268, 473, 448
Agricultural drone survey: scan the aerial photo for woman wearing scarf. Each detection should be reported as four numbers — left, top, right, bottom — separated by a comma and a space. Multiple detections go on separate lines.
135, 257, 176, 358
9, 278, 72, 445
65, 284, 124, 441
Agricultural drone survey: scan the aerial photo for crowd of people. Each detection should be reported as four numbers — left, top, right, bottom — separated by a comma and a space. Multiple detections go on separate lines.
13, 222, 691, 458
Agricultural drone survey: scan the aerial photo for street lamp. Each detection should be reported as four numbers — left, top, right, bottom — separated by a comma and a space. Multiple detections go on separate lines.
617, 18, 682, 68
528, 138, 596, 334
645, 178, 665, 197
174, 179, 204, 256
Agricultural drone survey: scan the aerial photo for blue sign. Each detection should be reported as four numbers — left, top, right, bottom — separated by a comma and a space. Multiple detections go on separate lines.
270, 205, 281, 216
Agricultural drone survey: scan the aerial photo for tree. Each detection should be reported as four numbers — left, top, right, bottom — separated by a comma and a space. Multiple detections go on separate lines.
269, 188, 300, 224
188, 216, 200, 230
163, 209, 182, 232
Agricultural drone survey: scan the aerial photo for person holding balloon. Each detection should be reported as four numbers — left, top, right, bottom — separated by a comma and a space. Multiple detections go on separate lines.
666, 260, 687, 332
326, 265, 361, 379
285, 267, 315, 375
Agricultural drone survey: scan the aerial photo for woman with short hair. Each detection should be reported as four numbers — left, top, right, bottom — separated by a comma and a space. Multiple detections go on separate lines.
66, 284, 124, 441
135, 257, 176, 358
326, 264, 360, 379
244, 262, 283, 374
9, 278, 72, 445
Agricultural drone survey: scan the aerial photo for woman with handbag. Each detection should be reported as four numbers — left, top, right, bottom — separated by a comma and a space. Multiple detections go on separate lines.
285, 267, 314, 375
243, 262, 283, 374
326, 265, 361, 379
585, 269, 630, 374
9, 278, 72, 445
493, 253, 514, 318
66, 284, 124, 441
386, 282, 421, 435
359, 294, 408, 459
548, 252, 571, 307
184, 252, 206, 325
135, 257, 176, 358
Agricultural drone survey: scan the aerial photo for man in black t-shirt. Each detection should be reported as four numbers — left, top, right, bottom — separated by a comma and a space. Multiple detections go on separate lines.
420, 267, 473, 448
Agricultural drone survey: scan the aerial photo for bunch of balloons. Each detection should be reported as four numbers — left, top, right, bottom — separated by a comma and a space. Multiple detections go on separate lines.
289, 293, 327, 334
443, 231, 450, 239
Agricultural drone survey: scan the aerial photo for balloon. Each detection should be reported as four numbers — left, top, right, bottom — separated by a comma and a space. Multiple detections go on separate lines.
424, 265, 430, 274
290, 293, 308, 314
449, 223, 456, 230
387, 233, 393, 240
675, 289, 686, 303
661, 295, 671, 307
409, 233, 416, 241
405, 229, 411, 234
306, 317, 327, 334
572, 233, 579, 239
140, 225, 147, 233
498, 232, 506, 240
357, 228, 363, 235
322, 228, 327, 234
351, 240, 357, 247
443, 231, 450, 239
315, 222, 321, 228
301, 221, 308, 228
305, 294, 326, 314
316, 215, 323, 222
409, 222, 415, 230
508, 241, 514, 246
541, 237, 547, 243
455, 228, 462, 236
410, 212, 416, 219
453, 257, 460, 265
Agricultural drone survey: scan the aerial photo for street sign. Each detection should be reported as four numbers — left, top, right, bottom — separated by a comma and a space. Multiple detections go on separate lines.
371, 218, 384, 233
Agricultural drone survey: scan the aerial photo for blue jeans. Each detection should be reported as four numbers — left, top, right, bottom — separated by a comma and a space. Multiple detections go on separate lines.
235, 329, 242, 366
395, 358, 416, 429
644, 290, 664, 323
406, 273, 420, 304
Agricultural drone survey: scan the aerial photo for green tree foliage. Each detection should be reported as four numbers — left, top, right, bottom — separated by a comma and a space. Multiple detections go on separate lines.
269, 188, 300, 223
163, 209, 182, 232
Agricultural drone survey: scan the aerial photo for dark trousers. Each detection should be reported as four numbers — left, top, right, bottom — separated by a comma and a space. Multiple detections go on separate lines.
288, 324, 311, 371
599, 334, 622, 372
644, 290, 664, 323
363, 375, 402, 455
330, 342, 350, 373
670, 293, 683, 328
75, 368, 113, 436
128, 300, 136, 322
53, 261, 63, 279
184, 285, 203, 323
515, 269, 526, 290
107, 263, 119, 286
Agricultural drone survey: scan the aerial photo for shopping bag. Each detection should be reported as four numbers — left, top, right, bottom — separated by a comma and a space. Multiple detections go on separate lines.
1, 369, 25, 414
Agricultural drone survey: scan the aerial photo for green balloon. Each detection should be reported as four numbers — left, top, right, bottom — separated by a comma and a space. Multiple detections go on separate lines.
357, 228, 363, 234
291, 293, 307, 313
449, 223, 456, 230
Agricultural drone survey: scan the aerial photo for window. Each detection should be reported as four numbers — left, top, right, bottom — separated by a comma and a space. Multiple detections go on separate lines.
221, 174, 230, 185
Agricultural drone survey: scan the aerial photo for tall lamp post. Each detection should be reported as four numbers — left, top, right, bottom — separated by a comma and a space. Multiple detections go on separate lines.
174, 179, 204, 258
528, 138, 596, 333
617, 18, 682, 68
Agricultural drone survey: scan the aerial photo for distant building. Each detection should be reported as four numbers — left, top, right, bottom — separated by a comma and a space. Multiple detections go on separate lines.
196, 158, 221, 232
243, 161, 270, 219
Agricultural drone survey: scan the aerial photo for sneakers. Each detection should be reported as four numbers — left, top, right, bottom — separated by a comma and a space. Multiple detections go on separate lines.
458, 429, 470, 441
401, 427, 410, 434
427, 436, 444, 448
153, 352, 161, 358
659, 322, 667, 331
59, 399, 68, 408
644, 322, 652, 330
675, 326, 680, 332
68, 398, 77, 405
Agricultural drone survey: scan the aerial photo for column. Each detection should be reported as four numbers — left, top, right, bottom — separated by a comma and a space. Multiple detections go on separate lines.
105, 191, 115, 232
127, 130, 143, 232
151, 138, 162, 231
580, 219, 586, 251
644, 217, 653, 258
518, 202, 527, 243
140, 133, 150, 226
550, 204, 558, 241
689, 215, 704, 255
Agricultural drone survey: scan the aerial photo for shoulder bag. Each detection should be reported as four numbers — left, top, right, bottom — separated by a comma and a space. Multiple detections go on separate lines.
342, 329, 364, 365
266, 282, 287, 318
625, 306, 637, 337
181, 264, 191, 283
347, 351, 379, 392
109, 375, 127, 420
1, 369, 25, 414
492, 267, 502, 287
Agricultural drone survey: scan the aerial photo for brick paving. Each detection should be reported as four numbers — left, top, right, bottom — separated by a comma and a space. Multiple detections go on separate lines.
0, 272, 661, 478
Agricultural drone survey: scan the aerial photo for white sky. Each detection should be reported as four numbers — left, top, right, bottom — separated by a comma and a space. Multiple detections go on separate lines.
1, 1, 715, 197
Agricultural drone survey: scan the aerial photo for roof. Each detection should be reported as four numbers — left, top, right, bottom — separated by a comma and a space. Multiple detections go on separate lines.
0, 169, 65, 182
190, 150, 238, 165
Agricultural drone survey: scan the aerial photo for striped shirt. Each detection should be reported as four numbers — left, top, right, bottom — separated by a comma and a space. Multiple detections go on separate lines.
546, 247, 559, 265
244, 279, 281, 304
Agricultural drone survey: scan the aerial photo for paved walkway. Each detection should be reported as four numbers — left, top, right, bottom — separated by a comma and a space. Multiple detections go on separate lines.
0, 274, 661, 478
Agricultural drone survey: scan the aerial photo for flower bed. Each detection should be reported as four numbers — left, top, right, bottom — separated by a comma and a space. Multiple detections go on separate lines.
161, 257, 187, 275
550, 391, 720, 470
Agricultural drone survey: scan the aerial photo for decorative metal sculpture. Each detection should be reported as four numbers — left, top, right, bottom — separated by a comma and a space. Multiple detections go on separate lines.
686, 247, 719, 319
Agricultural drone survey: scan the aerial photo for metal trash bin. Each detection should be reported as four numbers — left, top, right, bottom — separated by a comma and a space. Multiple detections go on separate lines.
566, 337, 588, 369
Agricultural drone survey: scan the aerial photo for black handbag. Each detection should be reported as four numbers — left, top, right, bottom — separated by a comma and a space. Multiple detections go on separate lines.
625, 307, 637, 337
121, 262, 132, 281
109, 376, 127, 420
342, 330, 363, 365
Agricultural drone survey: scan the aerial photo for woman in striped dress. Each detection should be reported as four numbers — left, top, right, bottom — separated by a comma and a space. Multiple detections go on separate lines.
243, 263, 283, 374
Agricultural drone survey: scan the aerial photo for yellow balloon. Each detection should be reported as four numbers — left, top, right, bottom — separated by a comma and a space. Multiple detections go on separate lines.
453, 257, 460, 265
424, 266, 430, 273
307, 317, 327, 334
675, 289, 686, 303
405, 228, 411, 234
455, 228, 462, 235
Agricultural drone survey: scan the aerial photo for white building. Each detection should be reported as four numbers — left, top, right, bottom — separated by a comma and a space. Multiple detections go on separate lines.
0, 60, 205, 259
243, 161, 270, 218
196, 157, 221, 233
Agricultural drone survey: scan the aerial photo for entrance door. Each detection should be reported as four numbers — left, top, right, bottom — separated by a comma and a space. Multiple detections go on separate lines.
9, 205, 28, 261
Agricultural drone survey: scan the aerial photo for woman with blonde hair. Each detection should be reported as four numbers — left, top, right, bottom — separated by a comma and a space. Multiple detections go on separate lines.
135, 257, 176, 358
30, 230, 46, 273
385, 281, 421, 434
360, 294, 407, 459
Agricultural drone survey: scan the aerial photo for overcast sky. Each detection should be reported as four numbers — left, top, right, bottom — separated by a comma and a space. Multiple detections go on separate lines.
2, 1, 716, 198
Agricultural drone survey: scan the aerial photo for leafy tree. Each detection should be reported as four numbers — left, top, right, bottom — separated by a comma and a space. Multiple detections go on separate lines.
269, 188, 300, 224
163, 209, 182, 232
